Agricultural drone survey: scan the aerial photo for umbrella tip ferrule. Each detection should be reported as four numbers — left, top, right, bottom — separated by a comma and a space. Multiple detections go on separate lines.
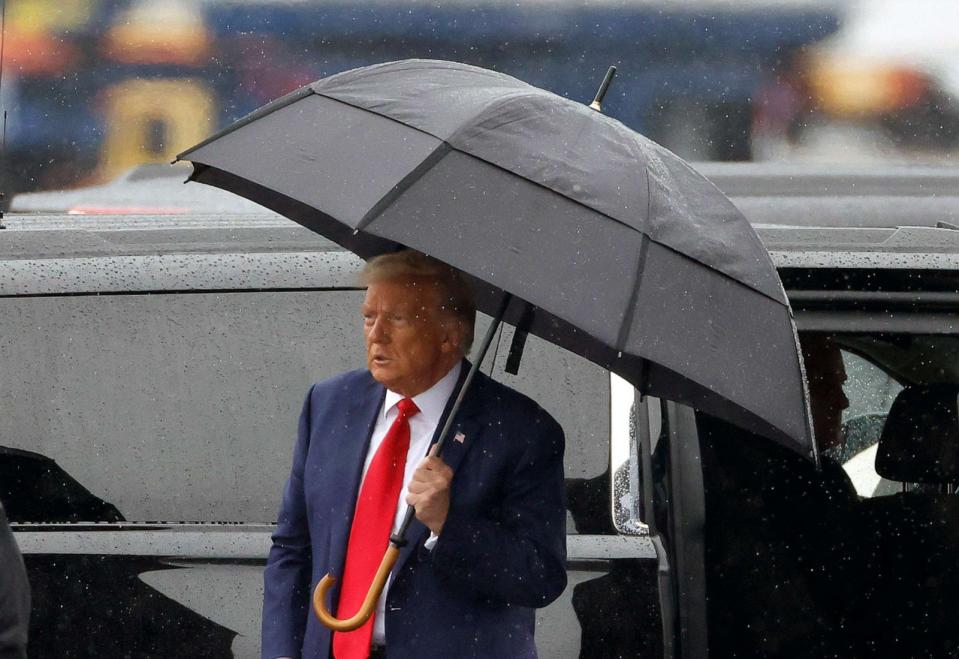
589, 66, 618, 113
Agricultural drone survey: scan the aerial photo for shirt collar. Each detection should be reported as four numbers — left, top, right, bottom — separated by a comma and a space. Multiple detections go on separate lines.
383, 361, 462, 428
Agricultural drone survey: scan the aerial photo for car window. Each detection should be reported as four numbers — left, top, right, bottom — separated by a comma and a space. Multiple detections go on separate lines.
799, 332, 959, 499
836, 350, 903, 497
842, 351, 903, 423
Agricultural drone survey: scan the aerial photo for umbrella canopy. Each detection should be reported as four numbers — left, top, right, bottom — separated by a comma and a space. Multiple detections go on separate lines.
177, 59, 813, 456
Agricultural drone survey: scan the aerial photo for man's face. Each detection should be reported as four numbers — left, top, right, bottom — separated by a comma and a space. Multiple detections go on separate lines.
362, 275, 462, 397
805, 341, 851, 453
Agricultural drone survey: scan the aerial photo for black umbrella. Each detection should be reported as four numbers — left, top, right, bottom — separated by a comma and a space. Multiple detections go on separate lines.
176, 58, 814, 624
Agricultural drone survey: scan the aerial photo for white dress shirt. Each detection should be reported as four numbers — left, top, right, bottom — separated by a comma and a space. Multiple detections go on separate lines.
364, 361, 461, 646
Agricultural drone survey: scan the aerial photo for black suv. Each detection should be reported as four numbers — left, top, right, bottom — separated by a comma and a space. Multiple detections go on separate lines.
3, 163, 958, 657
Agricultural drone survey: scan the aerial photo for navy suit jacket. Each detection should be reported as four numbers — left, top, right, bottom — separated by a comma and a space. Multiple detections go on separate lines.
262, 363, 567, 658
0, 504, 29, 659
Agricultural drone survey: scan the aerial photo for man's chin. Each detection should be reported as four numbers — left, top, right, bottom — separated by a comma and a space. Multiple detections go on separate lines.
369, 364, 395, 387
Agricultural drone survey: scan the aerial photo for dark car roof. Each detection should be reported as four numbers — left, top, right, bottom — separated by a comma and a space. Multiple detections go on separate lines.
695, 162, 959, 229
15, 161, 959, 227
696, 162, 959, 271
8, 164, 275, 216
0, 213, 362, 296
756, 225, 959, 270
0, 213, 334, 259
17, 161, 959, 228
4, 163, 959, 298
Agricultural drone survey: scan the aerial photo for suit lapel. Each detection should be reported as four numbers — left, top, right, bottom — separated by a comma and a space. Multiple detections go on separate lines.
440, 362, 489, 471
393, 362, 486, 576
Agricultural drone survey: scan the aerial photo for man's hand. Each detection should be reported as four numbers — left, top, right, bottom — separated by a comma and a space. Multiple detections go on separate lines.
406, 444, 453, 536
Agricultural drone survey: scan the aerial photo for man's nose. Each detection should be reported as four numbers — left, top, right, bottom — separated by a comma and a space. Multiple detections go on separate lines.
367, 317, 389, 342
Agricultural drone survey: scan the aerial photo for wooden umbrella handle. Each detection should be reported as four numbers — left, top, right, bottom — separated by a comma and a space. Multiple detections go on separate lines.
312, 544, 401, 632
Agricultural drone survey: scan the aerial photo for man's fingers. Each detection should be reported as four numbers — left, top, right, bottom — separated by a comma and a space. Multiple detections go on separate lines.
412, 456, 453, 480
418, 455, 446, 470
422, 456, 453, 474
408, 476, 448, 494
405, 486, 442, 505
428, 442, 441, 458
410, 464, 438, 483
407, 479, 430, 494
406, 454, 452, 536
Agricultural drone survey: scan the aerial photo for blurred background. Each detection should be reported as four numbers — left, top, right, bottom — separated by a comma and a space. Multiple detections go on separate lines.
0, 0, 956, 202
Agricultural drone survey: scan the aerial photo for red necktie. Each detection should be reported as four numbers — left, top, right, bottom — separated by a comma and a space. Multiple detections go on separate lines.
333, 397, 419, 659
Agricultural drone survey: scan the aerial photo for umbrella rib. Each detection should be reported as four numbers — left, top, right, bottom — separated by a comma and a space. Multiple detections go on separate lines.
354, 143, 453, 234
616, 229, 651, 356
614, 169, 653, 354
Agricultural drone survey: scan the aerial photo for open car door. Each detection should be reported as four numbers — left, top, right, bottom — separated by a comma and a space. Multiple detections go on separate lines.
637, 397, 707, 659
639, 395, 868, 658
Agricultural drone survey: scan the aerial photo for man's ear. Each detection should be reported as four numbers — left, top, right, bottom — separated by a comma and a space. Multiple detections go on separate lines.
442, 318, 465, 355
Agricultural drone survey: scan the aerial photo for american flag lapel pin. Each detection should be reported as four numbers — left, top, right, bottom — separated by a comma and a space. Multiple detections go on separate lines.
453, 431, 466, 444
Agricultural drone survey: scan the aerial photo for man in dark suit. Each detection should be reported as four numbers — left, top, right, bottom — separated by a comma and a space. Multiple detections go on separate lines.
262, 251, 567, 659
0, 503, 29, 659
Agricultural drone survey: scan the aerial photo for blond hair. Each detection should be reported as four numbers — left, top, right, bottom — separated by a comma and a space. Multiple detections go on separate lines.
362, 250, 476, 355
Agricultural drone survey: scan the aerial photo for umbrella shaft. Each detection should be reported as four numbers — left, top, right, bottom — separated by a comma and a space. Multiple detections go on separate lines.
390, 293, 513, 546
